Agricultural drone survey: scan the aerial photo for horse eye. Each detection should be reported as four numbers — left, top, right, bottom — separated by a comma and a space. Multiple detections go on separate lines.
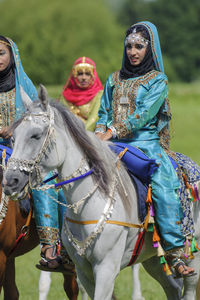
31, 134, 42, 140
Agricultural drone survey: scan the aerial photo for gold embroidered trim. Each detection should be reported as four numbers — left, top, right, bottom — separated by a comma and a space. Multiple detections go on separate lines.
112, 70, 159, 139
37, 226, 59, 244
0, 88, 15, 130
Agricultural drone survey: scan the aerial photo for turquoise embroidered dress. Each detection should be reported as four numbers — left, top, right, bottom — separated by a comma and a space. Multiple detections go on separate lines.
96, 22, 184, 251
0, 39, 66, 245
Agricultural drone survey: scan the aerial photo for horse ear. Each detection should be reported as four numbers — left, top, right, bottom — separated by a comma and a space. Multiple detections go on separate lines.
38, 84, 49, 110
20, 86, 32, 109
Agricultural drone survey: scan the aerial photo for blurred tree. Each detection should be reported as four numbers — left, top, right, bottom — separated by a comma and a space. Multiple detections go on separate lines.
0, 0, 126, 85
119, 0, 200, 82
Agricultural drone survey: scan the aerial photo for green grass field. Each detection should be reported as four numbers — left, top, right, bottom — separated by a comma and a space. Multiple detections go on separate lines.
1, 82, 200, 299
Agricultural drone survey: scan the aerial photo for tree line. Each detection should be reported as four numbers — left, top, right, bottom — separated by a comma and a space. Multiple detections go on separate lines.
1, 0, 199, 84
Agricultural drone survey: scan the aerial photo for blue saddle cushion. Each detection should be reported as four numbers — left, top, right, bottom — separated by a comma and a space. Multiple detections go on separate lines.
109, 142, 158, 184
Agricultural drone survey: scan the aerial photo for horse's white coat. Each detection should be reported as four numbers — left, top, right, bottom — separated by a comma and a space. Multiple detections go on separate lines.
4, 86, 200, 300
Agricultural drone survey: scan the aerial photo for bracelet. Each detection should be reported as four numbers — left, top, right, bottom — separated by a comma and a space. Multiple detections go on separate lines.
108, 126, 117, 139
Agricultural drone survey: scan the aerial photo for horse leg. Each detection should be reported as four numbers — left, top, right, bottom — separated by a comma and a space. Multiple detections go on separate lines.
196, 275, 200, 299
92, 231, 128, 300
131, 264, 145, 300
3, 257, 19, 300
77, 276, 88, 300
39, 271, 51, 300
0, 251, 7, 293
63, 273, 79, 300
142, 256, 183, 300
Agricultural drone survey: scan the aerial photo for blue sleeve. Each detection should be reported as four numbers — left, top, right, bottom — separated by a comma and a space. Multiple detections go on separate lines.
115, 75, 168, 137
95, 75, 113, 133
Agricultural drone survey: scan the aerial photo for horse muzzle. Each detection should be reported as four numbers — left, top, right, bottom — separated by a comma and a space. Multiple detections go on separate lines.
3, 169, 29, 198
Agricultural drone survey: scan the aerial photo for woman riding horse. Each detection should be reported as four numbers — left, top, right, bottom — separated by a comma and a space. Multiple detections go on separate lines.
95, 21, 195, 277
0, 36, 73, 272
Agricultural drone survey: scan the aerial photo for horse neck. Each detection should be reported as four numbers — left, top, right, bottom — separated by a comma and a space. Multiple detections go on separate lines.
56, 125, 87, 180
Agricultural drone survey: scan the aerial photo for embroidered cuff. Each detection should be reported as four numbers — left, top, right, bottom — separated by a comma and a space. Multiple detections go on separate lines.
115, 122, 132, 139
95, 124, 106, 134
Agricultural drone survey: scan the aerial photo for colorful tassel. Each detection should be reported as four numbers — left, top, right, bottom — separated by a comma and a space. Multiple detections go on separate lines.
195, 240, 200, 251
117, 148, 128, 169
163, 262, 172, 276
153, 225, 160, 243
157, 242, 165, 257
182, 173, 192, 200
191, 236, 199, 253
160, 256, 172, 276
190, 185, 196, 202
146, 185, 152, 204
194, 184, 200, 201
148, 215, 155, 224
153, 242, 159, 248
147, 223, 154, 232
144, 185, 152, 231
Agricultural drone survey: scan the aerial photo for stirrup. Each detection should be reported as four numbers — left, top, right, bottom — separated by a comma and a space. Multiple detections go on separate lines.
40, 244, 62, 268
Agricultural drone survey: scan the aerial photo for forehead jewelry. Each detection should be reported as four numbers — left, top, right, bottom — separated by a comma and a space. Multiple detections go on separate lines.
0, 40, 11, 47
125, 29, 149, 47
72, 63, 94, 78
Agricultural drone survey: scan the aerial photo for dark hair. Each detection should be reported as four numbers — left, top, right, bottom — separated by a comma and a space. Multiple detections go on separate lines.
126, 25, 150, 41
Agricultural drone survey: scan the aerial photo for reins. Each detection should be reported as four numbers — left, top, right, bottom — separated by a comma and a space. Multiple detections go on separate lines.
8, 200, 33, 256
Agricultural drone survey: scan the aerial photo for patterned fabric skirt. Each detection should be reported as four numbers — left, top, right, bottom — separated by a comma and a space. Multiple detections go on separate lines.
171, 152, 200, 237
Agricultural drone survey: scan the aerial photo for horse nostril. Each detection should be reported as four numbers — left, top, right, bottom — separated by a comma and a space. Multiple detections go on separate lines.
12, 177, 19, 186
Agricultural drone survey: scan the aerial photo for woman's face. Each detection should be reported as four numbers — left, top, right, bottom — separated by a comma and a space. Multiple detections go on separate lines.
76, 70, 92, 88
0, 43, 11, 71
126, 33, 147, 66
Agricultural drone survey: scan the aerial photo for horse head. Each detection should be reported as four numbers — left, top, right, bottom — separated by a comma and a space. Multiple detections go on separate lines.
3, 85, 57, 199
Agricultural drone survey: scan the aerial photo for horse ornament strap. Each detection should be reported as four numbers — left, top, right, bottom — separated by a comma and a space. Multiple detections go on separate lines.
63, 170, 144, 257
63, 176, 117, 256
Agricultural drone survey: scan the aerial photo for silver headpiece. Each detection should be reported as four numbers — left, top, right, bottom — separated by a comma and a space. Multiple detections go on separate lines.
125, 29, 149, 48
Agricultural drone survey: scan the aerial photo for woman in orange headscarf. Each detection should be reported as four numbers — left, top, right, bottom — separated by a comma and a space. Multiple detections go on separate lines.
62, 56, 103, 131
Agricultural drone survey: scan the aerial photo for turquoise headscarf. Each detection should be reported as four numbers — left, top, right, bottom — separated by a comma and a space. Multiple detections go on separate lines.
120, 21, 170, 135
135, 21, 164, 72
0, 39, 37, 145
7, 38, 38, 120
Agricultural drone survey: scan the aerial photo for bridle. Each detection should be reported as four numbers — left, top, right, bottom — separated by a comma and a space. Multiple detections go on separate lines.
7, 108, 55, 187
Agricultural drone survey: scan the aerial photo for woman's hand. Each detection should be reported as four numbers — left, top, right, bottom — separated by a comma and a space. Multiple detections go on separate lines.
95, 131, 112, 141
0, 127, 12, 139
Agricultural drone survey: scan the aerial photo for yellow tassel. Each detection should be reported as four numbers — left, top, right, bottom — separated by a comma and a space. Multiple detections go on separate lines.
157, 242, 165, 257
163, 262, 172, 276
188, 247, 195, 259
117, 147, 128, 170
184, 238, 190, 258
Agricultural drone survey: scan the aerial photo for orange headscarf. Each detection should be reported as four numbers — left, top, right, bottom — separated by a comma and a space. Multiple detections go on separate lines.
62, 57, 103, 106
